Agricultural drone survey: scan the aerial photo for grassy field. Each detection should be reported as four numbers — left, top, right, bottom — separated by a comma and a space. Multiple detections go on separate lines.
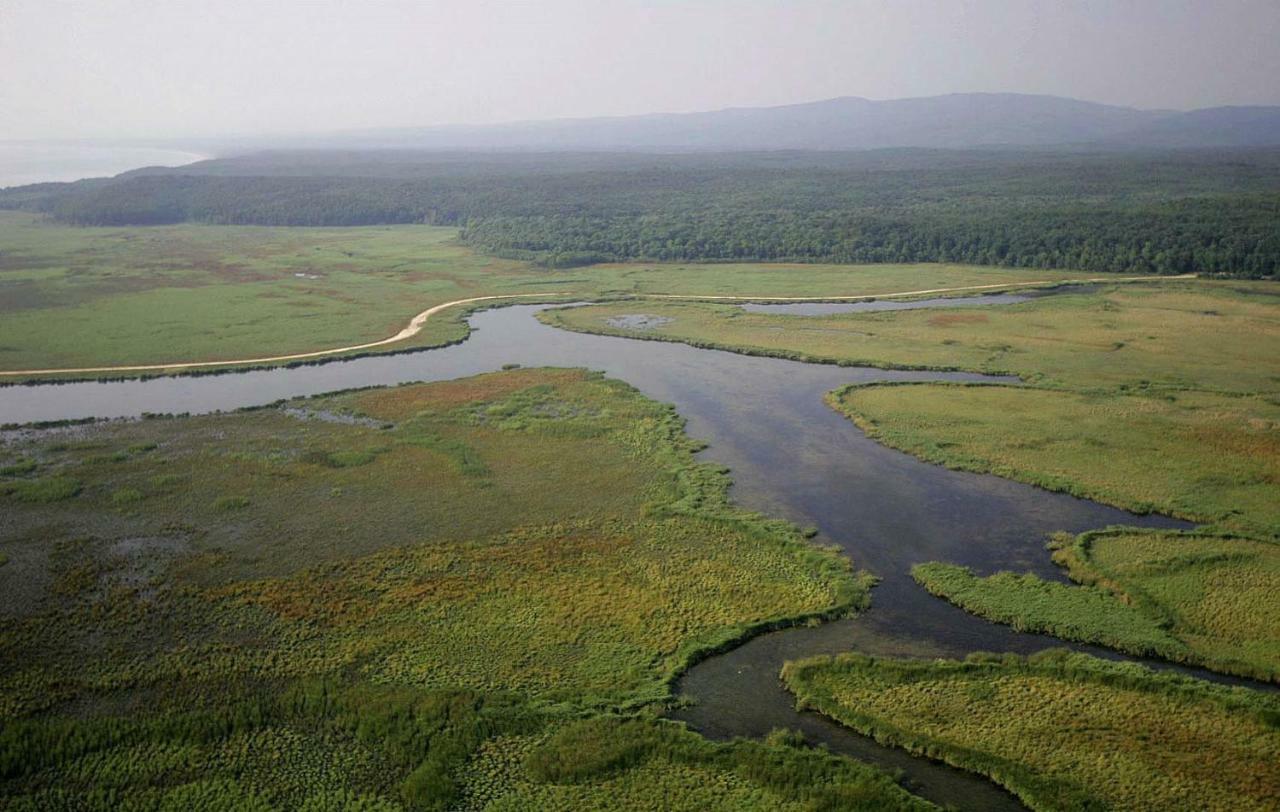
550, 277, 1280, 689
544, 280, 1280, 392
0, 688, 929, 811
829, 383, 1280, 537
1064, 531, 1280, 676
457, 717, 932, 811
0, 368, 926, 809
0, 211, 1103, 373
833, 379, 1280, 680
7, 214, 1278, 806
0, 211, 556, 370
572, 261, 1099, 299
783, 650, 1280, 812
912, 528, 1280, 681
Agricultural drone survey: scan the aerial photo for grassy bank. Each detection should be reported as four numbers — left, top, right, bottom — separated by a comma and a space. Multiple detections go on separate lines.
0, 211, 1105, 374
0, 368, 914, 808
0, 213, 552, 369
829, 383, 1280, 537
912, 528, 1280, 681
783, 650, 1280, 811
552, 276, 1280, 689
833, 378, 1280, 680
572, 261, 1099, 299
543, 280, 1280, 392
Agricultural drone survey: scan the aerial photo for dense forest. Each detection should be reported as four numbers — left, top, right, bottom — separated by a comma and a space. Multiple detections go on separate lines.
3, 148, 1278, 277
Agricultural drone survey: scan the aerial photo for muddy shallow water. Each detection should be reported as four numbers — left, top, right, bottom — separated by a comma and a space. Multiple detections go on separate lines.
0, 302, 1206, 810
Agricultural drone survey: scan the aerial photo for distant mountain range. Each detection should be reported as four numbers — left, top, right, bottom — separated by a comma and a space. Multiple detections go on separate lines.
248, 93, 1280, 153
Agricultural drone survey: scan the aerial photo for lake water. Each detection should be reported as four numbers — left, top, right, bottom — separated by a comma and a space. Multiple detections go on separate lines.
0, 143, 207, 188
0, 303, 1215, 810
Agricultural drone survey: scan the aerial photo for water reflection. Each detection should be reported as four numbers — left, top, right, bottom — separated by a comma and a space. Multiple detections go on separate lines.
0, 304, 1200, 810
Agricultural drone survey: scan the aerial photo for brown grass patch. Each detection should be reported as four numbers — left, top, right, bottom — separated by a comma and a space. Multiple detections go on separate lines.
186, 259, 276, 284
355, 368, 588, 419
927, 313, 990, 327
1186, 424, 1280, 463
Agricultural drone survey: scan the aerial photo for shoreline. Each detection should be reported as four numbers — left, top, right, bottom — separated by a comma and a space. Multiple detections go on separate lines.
0, 143, 210, 189
0, 275, 1189, 380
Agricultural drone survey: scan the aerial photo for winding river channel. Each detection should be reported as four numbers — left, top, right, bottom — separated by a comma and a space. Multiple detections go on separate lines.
0, 301, 1214, 810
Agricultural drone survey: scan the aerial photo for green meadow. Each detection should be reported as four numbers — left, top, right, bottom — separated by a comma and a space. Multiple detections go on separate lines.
572, 260, 1098, 299
783, 650, 1280, 812
819, 294, 1280, 681
555, 276, 1280, 687
545, 280, 1280, 392
830, 383, 1280, 537
4, 212, 1280, 809
0, 368, 929, 810
912, 528, 1280, 681
0, 211, 1098, 373
0, 212, 545, 369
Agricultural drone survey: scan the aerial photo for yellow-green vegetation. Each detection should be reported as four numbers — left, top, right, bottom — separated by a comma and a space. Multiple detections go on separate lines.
0, 210, 1099, 373
458, 717, 932, 811
912, 529, 1276, 682
0, 212, 549, 369
0, 368, 917, 809
578, 261, 1097, 300
1065, 532, 1280, 676
831, 358, 1280, 682
555, 276, 1280, 788
0, 684, 929, 811
545, 280, 1280, 391
783, 650, 1280, 812
911, 559, 1188, 661
830, 383, 1280, 536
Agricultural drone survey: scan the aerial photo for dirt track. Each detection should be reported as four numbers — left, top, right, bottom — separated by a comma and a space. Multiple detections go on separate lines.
0, 275, 1192, 377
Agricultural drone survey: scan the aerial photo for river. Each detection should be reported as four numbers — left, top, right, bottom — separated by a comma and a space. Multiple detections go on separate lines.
0, 302, 1207, 809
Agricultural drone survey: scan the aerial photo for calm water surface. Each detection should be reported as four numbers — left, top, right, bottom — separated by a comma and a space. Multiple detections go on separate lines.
0, 143, 206, 188
0, 304, 1205, 810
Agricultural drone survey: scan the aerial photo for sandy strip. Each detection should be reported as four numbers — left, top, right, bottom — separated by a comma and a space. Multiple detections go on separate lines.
0, 275, 1195, 377
0, 293, 544, 376
642, 275, 1192, 301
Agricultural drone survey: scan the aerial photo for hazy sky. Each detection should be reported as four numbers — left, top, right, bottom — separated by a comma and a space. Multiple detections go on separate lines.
2, 0, 1278, 141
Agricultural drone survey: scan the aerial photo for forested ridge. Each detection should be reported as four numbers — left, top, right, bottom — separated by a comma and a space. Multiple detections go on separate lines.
2, 149, 1277, 277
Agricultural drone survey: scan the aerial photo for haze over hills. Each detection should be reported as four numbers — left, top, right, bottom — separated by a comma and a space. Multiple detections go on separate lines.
220, 92, 1280, 153
1108, 105, 1280, 147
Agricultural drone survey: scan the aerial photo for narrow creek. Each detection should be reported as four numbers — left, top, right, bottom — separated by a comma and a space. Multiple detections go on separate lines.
0, 300, 1229, 810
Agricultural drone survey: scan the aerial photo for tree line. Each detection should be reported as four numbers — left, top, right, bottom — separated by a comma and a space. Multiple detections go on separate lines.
2, 150, 1277, 277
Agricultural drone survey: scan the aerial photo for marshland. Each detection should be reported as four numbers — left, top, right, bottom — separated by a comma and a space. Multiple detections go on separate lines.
2, 43, 1279, 806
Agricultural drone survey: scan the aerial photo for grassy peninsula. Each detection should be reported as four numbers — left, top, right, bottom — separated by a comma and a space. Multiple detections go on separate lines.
783, 650, 1280, 811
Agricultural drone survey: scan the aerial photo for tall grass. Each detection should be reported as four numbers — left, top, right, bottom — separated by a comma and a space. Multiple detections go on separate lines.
911, 529, 1280, 681
546, 281, 1280, 393
829, 383, 1280, 538
0, 368, 890, 807
783, 649, 1280, 812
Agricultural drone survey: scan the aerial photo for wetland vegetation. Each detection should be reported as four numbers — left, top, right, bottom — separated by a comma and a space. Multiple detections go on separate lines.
821, 341, 1280, 681
912, 529, 1280, 681
545, 280, 1279, 391
0, 368, 932, 810
551, 273, 1280, 805
0, 210, 1094, 375
831, 382, 1279, 536
1, 145, 1278, 810
782, 650, 1280, 812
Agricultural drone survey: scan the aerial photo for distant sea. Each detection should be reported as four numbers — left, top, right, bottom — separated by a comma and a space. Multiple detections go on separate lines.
0, 143, 208, 189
